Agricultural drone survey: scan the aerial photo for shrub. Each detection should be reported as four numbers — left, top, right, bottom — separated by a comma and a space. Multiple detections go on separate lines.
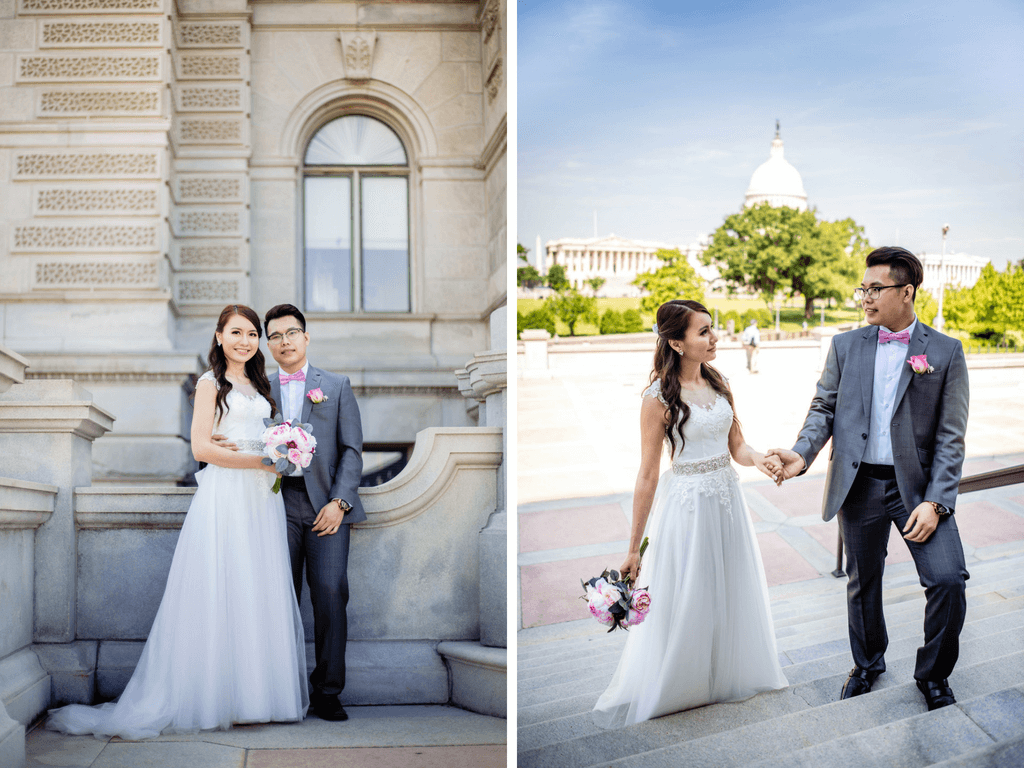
518, 308, 555, 338
622, 309, 645, 333
600, 309, 625, 335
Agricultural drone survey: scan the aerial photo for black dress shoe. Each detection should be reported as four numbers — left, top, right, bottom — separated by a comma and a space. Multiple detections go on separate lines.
917, 679, 956, 711
841, 667, 879, 699
310, 696, 348, 721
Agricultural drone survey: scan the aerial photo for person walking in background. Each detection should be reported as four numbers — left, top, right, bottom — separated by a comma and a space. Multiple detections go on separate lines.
742, 319, 761, 373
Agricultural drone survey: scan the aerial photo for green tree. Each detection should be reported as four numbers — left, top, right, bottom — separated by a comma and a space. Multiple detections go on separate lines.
517, 306, 556, 338
547, 264, 570, 291
621, 309, 645, 333
584, 277, 606, 296
632, 248, 705, 315
517, 265, 542, 288
915, 288, 939, 326
547, 289, 597, 336
599, 309, 625, 334
701, 202, 868, 318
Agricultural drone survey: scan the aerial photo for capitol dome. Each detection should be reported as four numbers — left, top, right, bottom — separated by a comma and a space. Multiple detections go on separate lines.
744, 122, 807, 211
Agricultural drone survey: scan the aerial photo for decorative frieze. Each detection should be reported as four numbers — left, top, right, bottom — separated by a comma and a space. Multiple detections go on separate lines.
172, 208, 243, 237
176, 278, 239, 303
34, 185, 160, 216
19, 0, 162, 13
172, 175, 243, 203
175, 22, 244, 48
12, 222, 159, 252
173, 84, 243, 112
39, 20, 162, 48
339, 29, 376, 80
37, 87, 162, 117
17, 53, 162, 82
33, 260, 159, 287
14, 150, 161, 179
172, 240, 242, 269
485, 58, 502, 104
174, 52, 243, 80
175, 117, 244, 145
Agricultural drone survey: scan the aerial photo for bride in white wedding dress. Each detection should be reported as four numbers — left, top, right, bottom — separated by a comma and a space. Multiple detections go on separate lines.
593, 300, 789, 729
47, 305, 308, 740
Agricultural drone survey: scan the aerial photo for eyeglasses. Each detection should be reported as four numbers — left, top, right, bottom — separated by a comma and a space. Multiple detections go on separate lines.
267, 328, 304, 346
854, 284, 909, 301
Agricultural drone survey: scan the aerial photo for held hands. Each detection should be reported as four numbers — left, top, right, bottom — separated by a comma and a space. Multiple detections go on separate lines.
752, 451, 784, 482
765, 448, 806, 486
903, 502, 940, 543
312, 500, 346, 537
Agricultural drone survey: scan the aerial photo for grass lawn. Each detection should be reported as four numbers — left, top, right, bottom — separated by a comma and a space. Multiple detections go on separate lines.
517, 296, 863, 337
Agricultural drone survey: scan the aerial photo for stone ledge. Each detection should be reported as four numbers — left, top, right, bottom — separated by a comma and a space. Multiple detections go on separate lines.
0, 346, 29, 396
0, 477, 57, 529
74, 486, 195, 529
455, 349, 506, 402
437, 641, 506, 718
0, 648, 49, 726
0, 380, 114, 440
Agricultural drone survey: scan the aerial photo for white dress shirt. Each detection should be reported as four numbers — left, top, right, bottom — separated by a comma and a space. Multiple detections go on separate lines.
863, 318, 917, 465
278, 361, 309, 476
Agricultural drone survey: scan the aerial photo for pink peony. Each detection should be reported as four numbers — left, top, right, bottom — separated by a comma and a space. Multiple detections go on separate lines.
630, 588, 652, 615
907, 354, 933, 374
289, 427, 316, 453
287, 448, 304, 467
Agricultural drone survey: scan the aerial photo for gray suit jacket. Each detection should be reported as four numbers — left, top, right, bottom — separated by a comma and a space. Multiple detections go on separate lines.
271, 364, 366, 524
792, 322, 969, 522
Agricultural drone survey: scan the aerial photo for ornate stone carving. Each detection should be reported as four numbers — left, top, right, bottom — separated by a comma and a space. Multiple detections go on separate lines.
175, 177, 241, 202
14, 151, 160, 179
177, 118, 243, 143
175, 210, 241, 235
177, 279, 239, 303
20, 0, 161, 12
176, 53, 242, 79
38, 88, 161, 116
176, 22, 243, 48
482, 0, 500, 41
34, 260, 158, 286
175, 86, 242, 112
18, 54, 161, 82
339, 29, 376, 80
12, 223, 159, 251
40, 20, 162, 47
178, 243, 240, 268
36, 186, 158, 214
485, 57, 502, 103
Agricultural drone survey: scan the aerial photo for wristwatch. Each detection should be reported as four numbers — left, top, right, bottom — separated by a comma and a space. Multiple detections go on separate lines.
332, 498, 352, 513
930, 501, 950, 517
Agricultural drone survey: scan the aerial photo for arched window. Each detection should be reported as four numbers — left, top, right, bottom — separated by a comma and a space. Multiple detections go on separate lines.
303, 115, 410, 312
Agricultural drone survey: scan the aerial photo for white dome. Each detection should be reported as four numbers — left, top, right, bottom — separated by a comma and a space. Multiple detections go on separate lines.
745, 125, 807, 211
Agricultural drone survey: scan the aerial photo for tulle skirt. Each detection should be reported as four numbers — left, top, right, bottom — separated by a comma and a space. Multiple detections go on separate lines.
46, 463, 308, 740
592, 465, 788, 728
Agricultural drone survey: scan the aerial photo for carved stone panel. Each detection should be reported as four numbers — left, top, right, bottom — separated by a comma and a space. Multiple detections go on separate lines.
175, 277, 241, 304
38, 19, 163, 48
171, 175, 245, 204
482, 0, 501, 70
485, 58, 503, 104
36, 86, 162, 117
19, 0, 162, 13
17, 53, 162, 82
33, 259, 160, 288
174, 21, 245, 49
174, 52, 244, 80
13, 150, 162, 179
174, 117, 246, 146
170, 239, 245, 270
171, 207, 244, 238
34, 184, 161, 216
339, 29, 376, 80
12, 221, 160, 252
172, 84, 245, 113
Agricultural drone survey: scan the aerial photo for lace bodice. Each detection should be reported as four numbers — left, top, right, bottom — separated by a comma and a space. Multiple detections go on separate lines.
198, 371, 269, 454
642, 379, 733, 463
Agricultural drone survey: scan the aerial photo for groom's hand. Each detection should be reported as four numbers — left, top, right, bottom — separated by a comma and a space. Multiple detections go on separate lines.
312, 500, 346, 537
765, 448, 805, 485
211, 434, 238, 451
903, 502, 939, 543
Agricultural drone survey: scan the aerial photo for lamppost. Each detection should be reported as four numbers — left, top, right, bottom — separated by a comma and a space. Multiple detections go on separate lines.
935, 224, 949, 331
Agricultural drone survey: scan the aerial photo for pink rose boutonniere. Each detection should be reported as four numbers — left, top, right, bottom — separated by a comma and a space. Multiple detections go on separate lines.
307, 388, 328, 404
908, 354, 934, 374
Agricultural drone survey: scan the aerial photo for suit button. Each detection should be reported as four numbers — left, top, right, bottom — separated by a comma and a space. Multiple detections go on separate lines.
852, 461, 859, 468
894, 454, 901, 458
862, 433, 868, 439
892, 422, 899, 427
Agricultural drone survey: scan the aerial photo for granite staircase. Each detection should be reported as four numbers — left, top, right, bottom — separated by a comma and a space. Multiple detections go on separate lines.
518, 553, 1024, 767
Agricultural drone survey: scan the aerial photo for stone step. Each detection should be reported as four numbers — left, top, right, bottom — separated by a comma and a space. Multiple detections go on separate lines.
929, 734, 1024, 768
743, 684, 1024, 768
543, 650, 1024, 768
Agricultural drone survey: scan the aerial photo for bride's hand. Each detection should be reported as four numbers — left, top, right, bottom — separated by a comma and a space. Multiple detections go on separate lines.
619, 552, 641, 583
752, 451, 783, 483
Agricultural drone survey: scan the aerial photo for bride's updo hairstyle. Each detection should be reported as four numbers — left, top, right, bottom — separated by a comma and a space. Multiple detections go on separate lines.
206, 304, 277, 421
651, 299, 736, 455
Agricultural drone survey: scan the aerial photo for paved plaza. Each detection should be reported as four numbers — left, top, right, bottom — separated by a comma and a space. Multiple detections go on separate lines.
517, 340, 1024, 629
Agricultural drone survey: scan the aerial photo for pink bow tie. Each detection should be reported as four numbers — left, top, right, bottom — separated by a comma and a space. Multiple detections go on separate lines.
280, 370, 306, 384
878, 329, 911, 345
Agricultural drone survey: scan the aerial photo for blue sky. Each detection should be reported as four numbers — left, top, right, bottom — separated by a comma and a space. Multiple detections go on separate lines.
517, 0, 1024, 269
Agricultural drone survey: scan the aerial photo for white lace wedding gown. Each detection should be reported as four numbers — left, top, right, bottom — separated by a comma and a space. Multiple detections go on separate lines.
592, 379, 788, 728
47, 372, 308, 739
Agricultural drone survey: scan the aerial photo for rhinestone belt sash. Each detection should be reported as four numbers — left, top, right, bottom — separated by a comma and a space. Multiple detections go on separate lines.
671, 451, 731, 476
233, 438, 265, 454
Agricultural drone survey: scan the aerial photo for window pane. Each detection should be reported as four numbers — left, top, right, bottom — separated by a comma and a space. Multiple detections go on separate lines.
304, 176, 352, 312
361, 176, 409, 312
304, 115, 407, 166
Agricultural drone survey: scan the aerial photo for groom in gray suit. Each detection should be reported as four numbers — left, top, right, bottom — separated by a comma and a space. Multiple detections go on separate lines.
264, 303, 364, 721
770, 247, 969, 711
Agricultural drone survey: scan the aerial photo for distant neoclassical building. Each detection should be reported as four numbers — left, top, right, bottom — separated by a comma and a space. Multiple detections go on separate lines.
919, 252, 990, 294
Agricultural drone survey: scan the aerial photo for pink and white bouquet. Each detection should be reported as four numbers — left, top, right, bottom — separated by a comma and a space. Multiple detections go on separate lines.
261, 413, 316, 494
581, 537, 651, 632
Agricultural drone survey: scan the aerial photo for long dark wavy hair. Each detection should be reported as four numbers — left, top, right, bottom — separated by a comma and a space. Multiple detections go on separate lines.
651, 300, 736, 455
206, 304, 277, 422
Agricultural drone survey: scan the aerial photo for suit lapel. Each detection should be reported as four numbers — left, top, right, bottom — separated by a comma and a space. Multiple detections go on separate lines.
300, 366, 320, 424
892, 323, 930, 412
270, 374, 282, 420
858, 327, 877, 418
